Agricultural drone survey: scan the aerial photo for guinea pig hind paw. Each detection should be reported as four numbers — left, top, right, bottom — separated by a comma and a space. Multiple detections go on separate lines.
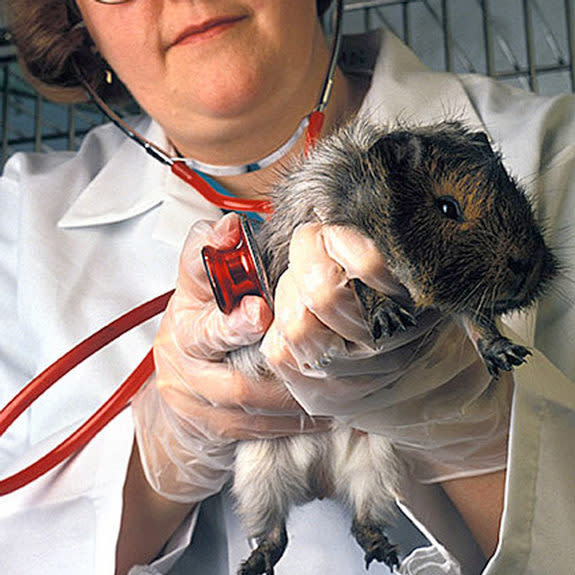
351, 519, 400, 571
238, 527, 288, 575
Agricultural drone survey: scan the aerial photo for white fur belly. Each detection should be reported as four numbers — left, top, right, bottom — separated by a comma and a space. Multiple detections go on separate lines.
233, 424, 398, 537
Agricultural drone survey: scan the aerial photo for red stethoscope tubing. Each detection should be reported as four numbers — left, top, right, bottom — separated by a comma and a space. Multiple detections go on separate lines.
170, 162, 273, 214
0, 290, 173, 496
170, 110, 324, 213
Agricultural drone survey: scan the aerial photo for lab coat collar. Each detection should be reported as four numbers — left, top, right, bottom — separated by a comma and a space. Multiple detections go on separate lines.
58, 117, 167, 228
57, 117, 223, 248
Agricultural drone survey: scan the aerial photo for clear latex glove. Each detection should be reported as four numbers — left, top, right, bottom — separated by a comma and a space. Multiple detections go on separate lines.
397, 544, 463, 575
260, 223, 511, 483
261, 223, 442, 372
132, 213, 331, 503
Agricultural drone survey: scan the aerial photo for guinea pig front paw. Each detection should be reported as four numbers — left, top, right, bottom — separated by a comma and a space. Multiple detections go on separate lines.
369, 298, 417, 341
353, 279, 417, 341
478, 336, 532, 377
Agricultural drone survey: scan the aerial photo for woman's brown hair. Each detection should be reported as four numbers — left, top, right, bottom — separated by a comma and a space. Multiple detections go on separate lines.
6, 0, 335, 104
5, 0, 129, 103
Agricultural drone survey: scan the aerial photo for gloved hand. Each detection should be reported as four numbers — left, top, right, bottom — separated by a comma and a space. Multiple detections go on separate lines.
132, 213, 332, 503
259, 222, 511, 483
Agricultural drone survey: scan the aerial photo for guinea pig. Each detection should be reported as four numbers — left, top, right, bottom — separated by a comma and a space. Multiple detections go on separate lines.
226, 118, 558, 575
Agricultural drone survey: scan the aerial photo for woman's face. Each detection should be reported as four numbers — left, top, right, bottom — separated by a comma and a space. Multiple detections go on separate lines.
77, 0, 328, 159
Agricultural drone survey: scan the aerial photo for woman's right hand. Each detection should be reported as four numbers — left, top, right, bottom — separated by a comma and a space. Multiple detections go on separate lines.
132, 213, 331, 503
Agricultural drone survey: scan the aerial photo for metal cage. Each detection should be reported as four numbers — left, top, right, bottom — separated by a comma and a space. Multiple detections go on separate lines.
1, 0, 574, 166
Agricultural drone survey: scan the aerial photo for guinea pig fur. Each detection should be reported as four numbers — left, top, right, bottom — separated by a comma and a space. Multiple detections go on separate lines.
227, 118, 558, 575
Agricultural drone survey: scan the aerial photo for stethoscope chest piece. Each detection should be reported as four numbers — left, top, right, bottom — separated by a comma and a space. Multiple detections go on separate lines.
201, 216, 274, 315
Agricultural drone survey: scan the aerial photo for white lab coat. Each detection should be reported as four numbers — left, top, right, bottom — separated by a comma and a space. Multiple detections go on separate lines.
0, 30, 573, 575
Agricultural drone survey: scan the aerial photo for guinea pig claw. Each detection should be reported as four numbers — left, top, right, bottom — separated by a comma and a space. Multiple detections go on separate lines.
369, 300, 417, 341
351, 518, 399, 572
479, 337, 531, 378
353, 279, 417, 342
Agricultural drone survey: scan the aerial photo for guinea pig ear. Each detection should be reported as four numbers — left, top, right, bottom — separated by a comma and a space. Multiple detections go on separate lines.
373, 132, 423, 172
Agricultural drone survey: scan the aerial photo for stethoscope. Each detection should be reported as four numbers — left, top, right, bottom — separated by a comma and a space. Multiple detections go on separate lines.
0, 0, 344, 496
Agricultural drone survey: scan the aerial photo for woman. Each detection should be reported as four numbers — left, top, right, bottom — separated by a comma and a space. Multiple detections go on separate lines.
1, 1, 574, 574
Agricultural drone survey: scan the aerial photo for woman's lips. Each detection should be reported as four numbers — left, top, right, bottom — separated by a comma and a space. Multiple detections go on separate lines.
172, 15, 246, 47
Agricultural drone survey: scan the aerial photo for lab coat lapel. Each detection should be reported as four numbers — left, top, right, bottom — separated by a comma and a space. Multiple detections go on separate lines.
152, 167, 223, 249
58, 118, 223, 250
57, 117, 166, 228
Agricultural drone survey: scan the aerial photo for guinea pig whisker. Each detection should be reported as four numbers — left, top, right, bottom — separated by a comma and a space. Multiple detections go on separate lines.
448, 269, 486, 306
456, 284, 484, 315
473, 280, 497, 321
475, 286, 492, 320
490, 281, 502, 318
451, 278, 488, 319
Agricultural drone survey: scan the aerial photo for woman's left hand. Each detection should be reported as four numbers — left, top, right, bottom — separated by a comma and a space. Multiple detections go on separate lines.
259, 222, 444, 415
259, 222, 511, 485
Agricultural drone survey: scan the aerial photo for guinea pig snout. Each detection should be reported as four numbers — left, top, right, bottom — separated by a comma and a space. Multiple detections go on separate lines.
501, 245, 553, 310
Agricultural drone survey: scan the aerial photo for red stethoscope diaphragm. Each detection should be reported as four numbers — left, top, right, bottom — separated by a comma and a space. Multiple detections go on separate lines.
202, 216, 274, 315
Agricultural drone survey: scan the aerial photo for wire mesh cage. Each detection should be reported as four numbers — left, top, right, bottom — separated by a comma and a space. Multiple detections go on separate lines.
1, 0, 574, 166
344, 0, 574, 93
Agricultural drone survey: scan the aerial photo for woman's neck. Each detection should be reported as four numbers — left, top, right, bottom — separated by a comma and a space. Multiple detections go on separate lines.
205, 69, 367, 201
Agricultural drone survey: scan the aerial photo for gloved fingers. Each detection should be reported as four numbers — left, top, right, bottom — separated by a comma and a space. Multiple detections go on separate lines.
170, 293, 272, 361
260, 319, 329, 379
154, 332, 304, 415
259, 320, 406, 415
172, 397, 333, 442
260, 351, 404, 416
286, 222, 374, 344
154, 212, 272, 361
260, 298, 442, 381
321, 225, 410, 300
152, 368, 332, 442
267, 268, 348, 372
261, 318, 459, 418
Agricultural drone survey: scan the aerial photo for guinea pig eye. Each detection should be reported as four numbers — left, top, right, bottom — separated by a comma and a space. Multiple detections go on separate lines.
435, 195, 464, 222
